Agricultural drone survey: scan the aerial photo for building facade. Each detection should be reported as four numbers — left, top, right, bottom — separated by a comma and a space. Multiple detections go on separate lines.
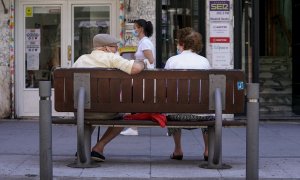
0, 0, 297, 118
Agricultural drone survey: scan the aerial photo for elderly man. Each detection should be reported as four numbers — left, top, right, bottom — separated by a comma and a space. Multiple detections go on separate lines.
73, 34, 145, 162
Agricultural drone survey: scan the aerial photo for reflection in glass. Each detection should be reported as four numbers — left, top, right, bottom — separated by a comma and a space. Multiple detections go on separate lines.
25, 6, 61, 88
161, 0, 199, 66
73, 6, 110, 61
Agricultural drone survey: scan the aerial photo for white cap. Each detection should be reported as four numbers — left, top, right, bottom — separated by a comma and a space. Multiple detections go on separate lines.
93, 34, 120, 48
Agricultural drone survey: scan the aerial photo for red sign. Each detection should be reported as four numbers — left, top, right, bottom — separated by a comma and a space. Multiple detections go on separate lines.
210, 37, 230, 43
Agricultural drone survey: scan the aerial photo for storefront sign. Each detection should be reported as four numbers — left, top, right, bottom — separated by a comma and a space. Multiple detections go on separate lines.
209, 0, 230, 21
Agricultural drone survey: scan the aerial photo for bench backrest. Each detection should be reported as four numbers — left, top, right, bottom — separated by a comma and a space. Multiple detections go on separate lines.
54, 68, 245, 114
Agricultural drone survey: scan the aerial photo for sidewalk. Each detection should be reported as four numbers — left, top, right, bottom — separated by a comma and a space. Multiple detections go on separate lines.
0, 119, 300, 179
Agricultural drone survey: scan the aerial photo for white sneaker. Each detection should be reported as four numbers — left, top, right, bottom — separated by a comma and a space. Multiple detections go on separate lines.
120, 128, 138, 136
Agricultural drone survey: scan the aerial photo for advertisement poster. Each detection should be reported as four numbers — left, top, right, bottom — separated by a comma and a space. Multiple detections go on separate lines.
210, 22, 231, 68
210, 23, 230, 37
26, 53, 39, 70
211, 44, 231, 68
25, 29, 40, 53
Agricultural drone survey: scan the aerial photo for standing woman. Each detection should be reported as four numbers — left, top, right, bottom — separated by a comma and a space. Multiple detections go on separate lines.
120, 19, 156, 136
133, 19, 155, 68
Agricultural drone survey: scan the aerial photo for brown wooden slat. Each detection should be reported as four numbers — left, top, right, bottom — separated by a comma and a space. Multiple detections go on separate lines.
98, 79, 110, 103
178, 79, 189, 104
110, 79, 121, 103
156, 79, 166, 103
225, 79, 234, 112
90, 78, 98, 105
54, 68, 245, 78
65, 76, 74, 109
83, 119, 246, 127
120, 78, 132, 103
167, 79, 177, 103
144, 79, 154, 103
201, 79, 209, 106
132, 78, 143, 103
54, 77, 65, 111
86, 103, 213, 113
189, 79, 200, 104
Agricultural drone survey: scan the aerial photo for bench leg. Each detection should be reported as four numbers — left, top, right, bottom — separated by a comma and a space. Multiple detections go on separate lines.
200, 88, 231, 169
68, 87, 100, 168
200, 127, 231, 169
68, 124, 100, 168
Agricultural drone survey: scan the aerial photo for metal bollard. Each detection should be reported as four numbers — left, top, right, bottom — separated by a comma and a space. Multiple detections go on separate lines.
246, 83, 259, 180
213, 88, 222, 165
39, 81, 53, 180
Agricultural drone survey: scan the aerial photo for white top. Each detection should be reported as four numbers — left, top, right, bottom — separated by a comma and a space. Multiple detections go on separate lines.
164, 50, 211, 69
134, 37, 156, 68
164, 50, 213, 117
73, 50, 134, 74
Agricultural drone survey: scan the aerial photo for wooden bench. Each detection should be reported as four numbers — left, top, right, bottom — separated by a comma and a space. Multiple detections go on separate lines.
52, 68, 247, 168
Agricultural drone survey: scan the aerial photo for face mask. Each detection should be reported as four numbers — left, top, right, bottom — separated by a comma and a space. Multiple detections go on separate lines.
133, 30, 138, 37
176, 48, 182, 55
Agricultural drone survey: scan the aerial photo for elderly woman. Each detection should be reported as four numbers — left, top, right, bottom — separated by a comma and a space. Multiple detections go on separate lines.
165, 27, 213, 161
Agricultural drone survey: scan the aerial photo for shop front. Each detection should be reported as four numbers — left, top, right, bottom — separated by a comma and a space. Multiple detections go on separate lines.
1, 0, 243, 118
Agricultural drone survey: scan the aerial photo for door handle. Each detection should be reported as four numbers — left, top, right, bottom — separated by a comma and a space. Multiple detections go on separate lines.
67, 45, 72, 61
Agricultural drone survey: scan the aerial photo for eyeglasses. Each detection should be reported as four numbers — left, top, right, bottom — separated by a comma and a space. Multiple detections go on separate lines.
108, 45, 118, 51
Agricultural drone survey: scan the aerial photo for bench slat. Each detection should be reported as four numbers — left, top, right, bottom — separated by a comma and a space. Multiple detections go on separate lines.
133, 78, 143, 103
144, 79, 154, 103
189, 79, 200, 104
201, 79, 209, 105
167, 79, 177, 103
178, 79, 188, 104
121, 78, 132, 103
51, 117, 246, 127
90, 78, 98, 104
99, 79, 110, 103
156, 79, 166, 103
110, 79, 121, 103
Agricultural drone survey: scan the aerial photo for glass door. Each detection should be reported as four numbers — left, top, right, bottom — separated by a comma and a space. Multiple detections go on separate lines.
15, 0, 117, 117
157, 0, 205, 68
24, 6, 61, 89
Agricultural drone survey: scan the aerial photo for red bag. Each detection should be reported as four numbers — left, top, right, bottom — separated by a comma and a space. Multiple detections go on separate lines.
123, 113, 167, 127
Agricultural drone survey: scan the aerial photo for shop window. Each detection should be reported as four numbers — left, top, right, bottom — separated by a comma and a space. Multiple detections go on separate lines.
156, 0, 205, 68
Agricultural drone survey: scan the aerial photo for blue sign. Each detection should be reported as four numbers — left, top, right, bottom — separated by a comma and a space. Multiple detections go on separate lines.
237, 81, 244, 90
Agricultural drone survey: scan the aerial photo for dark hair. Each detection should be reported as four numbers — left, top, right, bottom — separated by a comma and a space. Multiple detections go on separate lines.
177, 27, 203, 53
134, 19, 153, 37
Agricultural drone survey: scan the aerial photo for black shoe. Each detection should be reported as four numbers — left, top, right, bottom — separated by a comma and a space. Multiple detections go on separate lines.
91, 151, 105, 162
170, 153, 183, 160
204, 155, 208, 161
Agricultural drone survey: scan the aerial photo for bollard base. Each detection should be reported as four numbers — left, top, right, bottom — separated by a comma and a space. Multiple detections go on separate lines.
199, 162, 232, 169
67, 161, 101, 168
